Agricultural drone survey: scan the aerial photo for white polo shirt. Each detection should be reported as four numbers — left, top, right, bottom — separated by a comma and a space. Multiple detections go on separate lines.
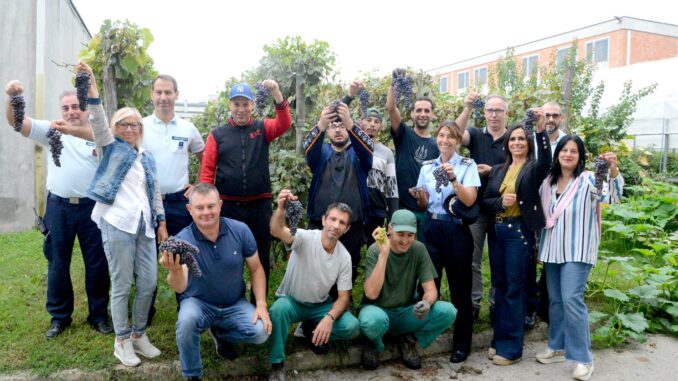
27, 119, 98, 198
142, 113, 205, 194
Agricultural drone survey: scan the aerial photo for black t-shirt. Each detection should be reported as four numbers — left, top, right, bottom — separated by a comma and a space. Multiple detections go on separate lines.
465, 127, 507, 196
391, 122, 439, 211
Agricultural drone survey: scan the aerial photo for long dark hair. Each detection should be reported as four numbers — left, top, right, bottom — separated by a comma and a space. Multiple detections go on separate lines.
549, 135, 586, 186
502, 123, 535, 165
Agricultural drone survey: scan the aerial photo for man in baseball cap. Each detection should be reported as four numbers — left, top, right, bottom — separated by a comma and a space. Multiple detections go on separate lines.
229, 83, 254, 100
358, 209, 457, 371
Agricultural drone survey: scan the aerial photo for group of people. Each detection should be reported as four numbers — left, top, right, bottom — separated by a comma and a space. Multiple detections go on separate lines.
4, 61, 623, 381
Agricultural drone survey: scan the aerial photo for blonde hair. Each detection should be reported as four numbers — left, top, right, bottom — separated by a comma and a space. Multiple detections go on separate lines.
110, 107, 144, 148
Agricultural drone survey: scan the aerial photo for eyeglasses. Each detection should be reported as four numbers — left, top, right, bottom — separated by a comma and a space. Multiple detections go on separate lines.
485, 108, 505, 115
545, 113, 562, 119
116, 121, 142, 130
329, 124, 346, 130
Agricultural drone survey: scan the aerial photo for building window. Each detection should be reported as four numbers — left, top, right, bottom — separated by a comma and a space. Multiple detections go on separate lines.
474, 67, 488, 87
556, 48, 571, 67
586, 39, 609, 64
439, 76, 448, 93
522, 55, 539, 78
458, 72, 469, 91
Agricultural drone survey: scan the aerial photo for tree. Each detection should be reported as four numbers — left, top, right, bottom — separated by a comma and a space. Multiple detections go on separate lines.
79, 19, 158, 118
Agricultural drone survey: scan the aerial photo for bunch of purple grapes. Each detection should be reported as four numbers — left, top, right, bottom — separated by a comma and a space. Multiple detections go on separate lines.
254, 82, 270, 116
159, 236, 202, 277
46, 129, 63, 167
433, 166, 450, 193
358, 88, 370, 117
472, 98, 485, 120
594, 158, 610, 194
75, 72, 90, 111
392, 70, 414, 110
522, 109, 536, 138
328, 100, 342, 123
10, 95, 25, 132
285, 200, 304, 235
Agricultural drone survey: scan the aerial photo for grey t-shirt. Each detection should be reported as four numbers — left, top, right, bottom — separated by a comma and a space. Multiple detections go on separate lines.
275, 229, 353, 303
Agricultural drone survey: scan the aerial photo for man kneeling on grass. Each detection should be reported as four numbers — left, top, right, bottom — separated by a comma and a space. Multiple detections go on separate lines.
159, 183, 271, 381
268, 190, 360, 381
359, 209, 457, 370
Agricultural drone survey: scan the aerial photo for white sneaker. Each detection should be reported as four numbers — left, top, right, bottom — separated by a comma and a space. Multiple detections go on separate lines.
132, 333, 161, 358
536, 348, 566, 364
293, 323, 306, 338
114, 338, 141, 367
573, 362, 594, 381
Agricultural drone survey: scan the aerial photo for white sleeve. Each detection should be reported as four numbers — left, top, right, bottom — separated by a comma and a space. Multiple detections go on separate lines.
26, 118, 50, 146
188, 123, 205, 153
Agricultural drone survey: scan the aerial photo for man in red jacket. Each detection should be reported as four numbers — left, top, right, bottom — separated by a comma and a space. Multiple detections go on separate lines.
200, 80, 291, 303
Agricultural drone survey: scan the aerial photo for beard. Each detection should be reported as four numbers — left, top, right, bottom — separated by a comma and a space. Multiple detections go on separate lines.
331, 139, 349, 149
546, 124, 559, 134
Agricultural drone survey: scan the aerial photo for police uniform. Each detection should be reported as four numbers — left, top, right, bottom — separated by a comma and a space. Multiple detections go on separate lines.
416, 153, 480, 359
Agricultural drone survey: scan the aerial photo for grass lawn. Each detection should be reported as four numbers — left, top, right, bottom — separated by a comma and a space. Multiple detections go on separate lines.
2, 228, 631, 377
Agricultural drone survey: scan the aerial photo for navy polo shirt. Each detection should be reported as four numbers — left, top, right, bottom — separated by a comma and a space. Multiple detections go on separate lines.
176, 217, 257, 306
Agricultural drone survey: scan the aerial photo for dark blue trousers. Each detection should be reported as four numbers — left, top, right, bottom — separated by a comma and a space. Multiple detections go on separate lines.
43, 193, 110, 326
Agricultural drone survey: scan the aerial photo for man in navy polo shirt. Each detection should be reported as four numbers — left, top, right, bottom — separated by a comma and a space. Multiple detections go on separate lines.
143, 74, 204, 320
4, 79, 111, 338
159, 182, 271, 381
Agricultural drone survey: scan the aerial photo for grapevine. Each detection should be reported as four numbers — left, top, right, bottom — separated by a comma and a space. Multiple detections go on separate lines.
46, 129, 64, 167
285, 200, 304, 235
10, 95, 25, 132
75, 72, 90, 111
594, 158, 610, 194
358, 88, 370, 117
433, 166, 450, 193
159, 236, 202, 277
254, 82, 270, 116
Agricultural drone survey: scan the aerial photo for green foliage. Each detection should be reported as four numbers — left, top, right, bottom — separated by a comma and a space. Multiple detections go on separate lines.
587, 179, 678, 347
79, 19, 158, 116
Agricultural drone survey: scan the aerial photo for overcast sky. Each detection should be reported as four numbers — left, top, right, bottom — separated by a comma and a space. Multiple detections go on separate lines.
71, 0, 676, 102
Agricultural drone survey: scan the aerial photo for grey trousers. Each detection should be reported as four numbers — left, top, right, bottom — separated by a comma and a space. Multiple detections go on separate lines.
469, 214, 495, 308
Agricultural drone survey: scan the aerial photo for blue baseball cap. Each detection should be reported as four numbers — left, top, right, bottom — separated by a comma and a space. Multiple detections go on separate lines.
229, 83, 254, 100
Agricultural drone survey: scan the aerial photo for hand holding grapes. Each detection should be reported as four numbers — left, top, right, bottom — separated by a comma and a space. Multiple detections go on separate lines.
260, 79, 283, 103
318, 105, 335, 132
159, 249, 184, 273
372, 226, 391, 256
276, 189, 298, 211
348, 80, 365, 98
75, 61, 98, 98
599, 152, 619, 178
4, 80, 23, 97
531, 108, 546, 134
335, 103, 353, 130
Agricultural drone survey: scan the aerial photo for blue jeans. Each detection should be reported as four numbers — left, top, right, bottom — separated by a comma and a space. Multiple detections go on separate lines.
488, 220, 535, 360
100, 216, 157, 339
43, 194, 109, 326
177, 297, 269, 377
544, 262, 593, 364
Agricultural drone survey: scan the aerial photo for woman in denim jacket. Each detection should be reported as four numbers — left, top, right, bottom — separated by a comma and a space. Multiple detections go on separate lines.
78, 62, 167, 367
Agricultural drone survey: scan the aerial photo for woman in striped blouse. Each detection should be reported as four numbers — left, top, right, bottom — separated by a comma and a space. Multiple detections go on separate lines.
535, 135, 623, 381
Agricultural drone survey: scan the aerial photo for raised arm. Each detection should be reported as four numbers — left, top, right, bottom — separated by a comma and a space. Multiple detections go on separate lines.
363, 231, 391, 300
386, 84, 402, 134
270, 190, 296, 245
4, 80, 32, 137
457, 93, 478, 146
76, 61, 113, 147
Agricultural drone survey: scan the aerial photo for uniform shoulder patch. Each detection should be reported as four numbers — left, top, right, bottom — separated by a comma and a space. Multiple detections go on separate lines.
421, 159, 437, 166
460, 157, 473, 166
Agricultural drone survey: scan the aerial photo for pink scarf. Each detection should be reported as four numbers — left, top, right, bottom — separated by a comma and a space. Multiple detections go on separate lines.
541, 175, 583, 229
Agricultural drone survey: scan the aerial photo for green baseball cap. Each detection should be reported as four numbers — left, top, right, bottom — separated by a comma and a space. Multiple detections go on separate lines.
363, 107, 382, 121
390, 209, 417, 233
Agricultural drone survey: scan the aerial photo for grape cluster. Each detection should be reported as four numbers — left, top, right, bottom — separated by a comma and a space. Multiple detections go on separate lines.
374, 227, 387, 246
254, 82, 270, 116
358, 88, 370, 118
594, 158, 610, 194
393, 70, 414, 110
433, 166, 450, 193
285, 200, 304, 235
522, 109, 536, 138
10, 95, 25, 132
159, 236, 202, 277
328, 100, 341, 123
472, 98, 485, 120
46, 129, 63, 167
75, 72, 90, 111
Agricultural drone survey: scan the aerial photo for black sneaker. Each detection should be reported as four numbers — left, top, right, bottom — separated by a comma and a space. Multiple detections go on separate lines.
208, 327, 238, 360
90, 320, 113, 334
361, 341, 380, 370
185, 377, 202, 381
45, 322, 69, 339
525, 311, 537, 330
398, 333, 421, 369
268, 366, 285, 381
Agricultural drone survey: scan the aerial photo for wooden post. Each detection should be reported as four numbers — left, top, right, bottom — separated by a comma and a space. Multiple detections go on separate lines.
295, 71, 305, 155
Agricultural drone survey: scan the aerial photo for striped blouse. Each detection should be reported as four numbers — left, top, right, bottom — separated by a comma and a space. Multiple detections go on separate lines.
538, 171, 624, 265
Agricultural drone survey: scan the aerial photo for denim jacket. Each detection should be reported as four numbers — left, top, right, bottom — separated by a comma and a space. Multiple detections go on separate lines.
86, 102, 165, 226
